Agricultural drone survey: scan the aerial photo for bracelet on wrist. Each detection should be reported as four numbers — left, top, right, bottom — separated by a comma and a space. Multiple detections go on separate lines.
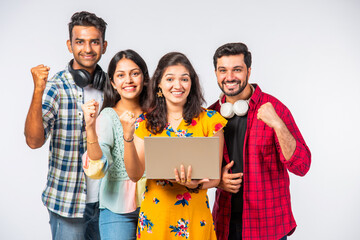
87, 139, 98, 144
123, 135, 134, 142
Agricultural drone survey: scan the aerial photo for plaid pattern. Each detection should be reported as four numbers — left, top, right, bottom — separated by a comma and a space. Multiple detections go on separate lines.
41, 66, 90, 218
210, 84, 311, 240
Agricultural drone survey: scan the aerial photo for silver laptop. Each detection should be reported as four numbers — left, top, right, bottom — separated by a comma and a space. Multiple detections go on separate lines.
144, 137, 220, 179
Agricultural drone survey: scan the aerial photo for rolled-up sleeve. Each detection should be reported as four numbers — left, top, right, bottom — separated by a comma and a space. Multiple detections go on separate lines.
83, 112, 115, 179
276, 108, 311, 176
42, 82, 59, 140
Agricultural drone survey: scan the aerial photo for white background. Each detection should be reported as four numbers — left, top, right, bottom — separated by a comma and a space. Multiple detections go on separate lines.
1, 0, 359, 239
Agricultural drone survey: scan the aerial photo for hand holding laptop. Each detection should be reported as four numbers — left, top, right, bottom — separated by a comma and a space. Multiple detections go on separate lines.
173, 164, 210, 190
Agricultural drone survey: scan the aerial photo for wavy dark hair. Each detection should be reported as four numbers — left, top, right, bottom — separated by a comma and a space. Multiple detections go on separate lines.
100, 49, 149, 112
213, 42, 252, 69
146, 52, 205, 134
68, 11, 107, 41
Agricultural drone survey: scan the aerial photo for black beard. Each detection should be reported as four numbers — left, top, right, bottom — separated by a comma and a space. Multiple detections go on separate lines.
219, 80, 247, 97
218, 73, 249, 97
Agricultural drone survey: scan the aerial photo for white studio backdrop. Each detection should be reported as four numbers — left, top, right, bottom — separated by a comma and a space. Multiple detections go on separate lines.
0, 0, 359, 239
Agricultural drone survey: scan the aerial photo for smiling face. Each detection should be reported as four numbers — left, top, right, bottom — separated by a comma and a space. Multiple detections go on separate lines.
216, 54, 251, 99
158, 64, 192, 107
111, 58, 144, 101
67, 25, 107, 74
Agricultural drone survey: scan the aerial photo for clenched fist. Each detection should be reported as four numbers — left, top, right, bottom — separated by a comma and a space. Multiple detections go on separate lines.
31, 64, 50, 91
119, 111, 136, 141
81, 99, 99, 128
257, 102, 282, 129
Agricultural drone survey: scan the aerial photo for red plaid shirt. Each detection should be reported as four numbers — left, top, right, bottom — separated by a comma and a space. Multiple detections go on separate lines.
210, 84, 311, 240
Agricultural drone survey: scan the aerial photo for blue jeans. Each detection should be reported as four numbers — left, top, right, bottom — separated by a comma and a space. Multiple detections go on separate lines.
99, 208, 140, 240
48, 202, 100, 240
84, 202, 101, 240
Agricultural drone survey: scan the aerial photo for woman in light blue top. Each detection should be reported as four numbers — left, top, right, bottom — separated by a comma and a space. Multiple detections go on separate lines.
81, 49, 149, 240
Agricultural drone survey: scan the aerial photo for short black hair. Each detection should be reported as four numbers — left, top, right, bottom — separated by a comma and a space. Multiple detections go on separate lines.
68, 11, 107, 41
213, 42, 252, 69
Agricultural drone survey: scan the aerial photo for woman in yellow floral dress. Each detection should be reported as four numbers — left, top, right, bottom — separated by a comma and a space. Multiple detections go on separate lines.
119, 52, 227, 239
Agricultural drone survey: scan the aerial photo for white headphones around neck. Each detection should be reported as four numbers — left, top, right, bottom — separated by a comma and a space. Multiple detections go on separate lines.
219, 85, 254, 118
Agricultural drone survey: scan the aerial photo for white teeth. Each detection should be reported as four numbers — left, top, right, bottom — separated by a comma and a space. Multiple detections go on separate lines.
172, 92, 183, 95
225, 83, 237, 87
124, 87, 135, 90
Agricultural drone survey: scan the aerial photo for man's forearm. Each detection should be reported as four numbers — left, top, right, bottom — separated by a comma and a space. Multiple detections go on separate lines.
24, 89, 45, 149
274, 121, 296, 161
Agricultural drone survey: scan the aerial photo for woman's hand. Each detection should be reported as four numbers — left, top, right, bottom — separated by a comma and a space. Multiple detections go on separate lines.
121, 111, 145, 182
119, 111, 136, 142
81, 99, 99, 128
174, 164, 209, 189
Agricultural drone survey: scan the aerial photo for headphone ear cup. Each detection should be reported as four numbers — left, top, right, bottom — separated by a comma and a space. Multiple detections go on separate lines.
92, 66, 106, 90
72, 69, 91, 88
220, 102, 235, 118
233, 100, 249, 117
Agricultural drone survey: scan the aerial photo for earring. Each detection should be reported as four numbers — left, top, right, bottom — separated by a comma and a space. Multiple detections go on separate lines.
113, 86, 117, 89
157, 87, 163, 98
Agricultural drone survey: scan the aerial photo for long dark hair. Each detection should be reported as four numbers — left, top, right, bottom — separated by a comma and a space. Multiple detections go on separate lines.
146, 52, 205, 134
100, 49, 149, 112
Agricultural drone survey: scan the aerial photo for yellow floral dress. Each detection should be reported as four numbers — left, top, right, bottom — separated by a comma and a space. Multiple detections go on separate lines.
135, 109, 227, 240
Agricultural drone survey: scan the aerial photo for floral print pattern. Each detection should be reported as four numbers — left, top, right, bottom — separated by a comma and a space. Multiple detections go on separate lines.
175, 192, 192, 207
165, 124, 175, 137
138, 212, 154, 238
191, 119, 197, 126
156, 180, 174, 187
165, 123, 194, 137
135, 114, 145, 130
214, 123, 223, 132
206, 110, 216, 118
169, 218, 190, 238
142, 186, 148, 200
135, 109, 227, 239
175, 129, 193, 137
155, 109, 226, 139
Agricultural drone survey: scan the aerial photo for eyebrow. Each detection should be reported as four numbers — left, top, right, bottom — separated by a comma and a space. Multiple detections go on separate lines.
115, 68, 140, 73
164, 73, 190, 77
74, 38, 100, 41
218, 66, 244, 70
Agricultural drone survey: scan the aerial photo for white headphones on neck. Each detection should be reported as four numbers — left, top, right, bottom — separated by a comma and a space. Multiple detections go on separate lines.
219, 85, 254, 118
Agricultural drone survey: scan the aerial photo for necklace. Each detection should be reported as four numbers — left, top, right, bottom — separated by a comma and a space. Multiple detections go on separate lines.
169, 114, 183, 121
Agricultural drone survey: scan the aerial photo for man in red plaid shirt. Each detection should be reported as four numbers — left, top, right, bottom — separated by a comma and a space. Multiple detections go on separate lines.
209, 43, 311, 240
